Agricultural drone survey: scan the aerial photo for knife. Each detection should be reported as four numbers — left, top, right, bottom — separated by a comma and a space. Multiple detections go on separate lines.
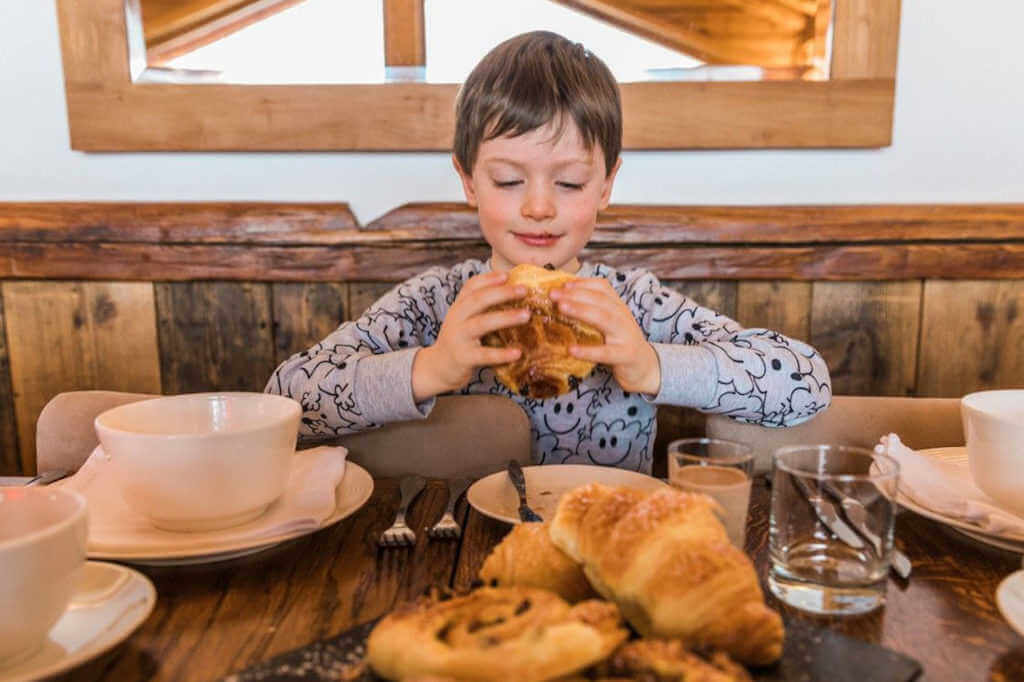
506, 460, 543, 523
821, 480, 912, 580
790, 473, 865, 549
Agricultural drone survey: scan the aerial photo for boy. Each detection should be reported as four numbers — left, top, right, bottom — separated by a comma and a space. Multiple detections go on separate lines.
266, 31, 831, 473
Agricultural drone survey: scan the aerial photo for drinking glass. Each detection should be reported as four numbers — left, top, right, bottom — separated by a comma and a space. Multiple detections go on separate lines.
668, 438, 754, 548
769, 444, 899, 616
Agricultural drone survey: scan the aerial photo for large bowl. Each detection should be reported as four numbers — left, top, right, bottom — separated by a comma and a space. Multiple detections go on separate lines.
94, 393, 301, 532
961, 389, 1024, 516
0, 487, 88, 664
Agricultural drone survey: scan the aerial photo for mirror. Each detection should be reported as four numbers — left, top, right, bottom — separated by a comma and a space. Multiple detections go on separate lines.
56, 0, 900, 151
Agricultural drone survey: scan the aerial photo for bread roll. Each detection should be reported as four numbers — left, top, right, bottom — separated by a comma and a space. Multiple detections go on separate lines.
548, 484, 784, 666
482, 263, 603, 399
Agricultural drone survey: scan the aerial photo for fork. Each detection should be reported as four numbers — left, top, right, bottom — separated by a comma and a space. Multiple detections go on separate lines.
378, 475, 426, 548
428, 478, 472, 540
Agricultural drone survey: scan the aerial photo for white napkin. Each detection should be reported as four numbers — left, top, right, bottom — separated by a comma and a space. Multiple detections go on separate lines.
877, 433, 1024, 536
56, 445, 348, 553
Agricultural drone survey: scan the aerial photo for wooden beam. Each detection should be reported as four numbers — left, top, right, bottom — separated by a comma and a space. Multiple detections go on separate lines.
383, 0, 425, 67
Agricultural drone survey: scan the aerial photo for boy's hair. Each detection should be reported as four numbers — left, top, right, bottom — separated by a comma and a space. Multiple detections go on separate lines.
454, 31, 622, 177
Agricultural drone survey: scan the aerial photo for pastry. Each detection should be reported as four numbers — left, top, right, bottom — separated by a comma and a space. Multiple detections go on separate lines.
548, 484, 784, 666
482, 263, 604, 399
365, 586, 628, 681
478, 522, 598, 603
600, 639, 753, 682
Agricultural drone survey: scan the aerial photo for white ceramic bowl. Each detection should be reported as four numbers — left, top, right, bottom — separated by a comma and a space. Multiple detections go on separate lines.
0, 487, 88, 665
94, 393, 301, 532
961, 389, 1024, 516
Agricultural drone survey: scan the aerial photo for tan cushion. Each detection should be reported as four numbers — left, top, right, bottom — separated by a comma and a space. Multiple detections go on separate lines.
706, 395, 964, 472
34, 391, 531, 480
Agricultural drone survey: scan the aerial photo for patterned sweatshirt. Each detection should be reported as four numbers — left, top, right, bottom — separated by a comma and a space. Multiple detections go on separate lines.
265, 259, 832, 473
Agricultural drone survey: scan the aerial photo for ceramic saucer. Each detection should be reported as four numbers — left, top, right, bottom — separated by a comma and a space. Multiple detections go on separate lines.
467, 464, 666, 524
0, 561, 156, 682
996, 569, 1024, 638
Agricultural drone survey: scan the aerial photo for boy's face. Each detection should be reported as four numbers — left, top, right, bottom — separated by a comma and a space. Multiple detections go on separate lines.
454, 119, 620, 273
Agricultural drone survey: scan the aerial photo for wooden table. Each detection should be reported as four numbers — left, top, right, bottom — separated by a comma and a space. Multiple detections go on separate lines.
65, 477, 1024, 682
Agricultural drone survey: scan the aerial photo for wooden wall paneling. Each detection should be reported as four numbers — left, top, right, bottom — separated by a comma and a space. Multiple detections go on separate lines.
736, 281, 813, 340
270, 283, 348, 365
809, 281, 922, 397
663, 280, 738, 319
1, 281, 161, 474
155, 282, 275, 394
830, 0, 901, 79
348, 282, 399, 320
383, 0, 425, 67
0, 291, 20, 474
916, 280, 1024, 397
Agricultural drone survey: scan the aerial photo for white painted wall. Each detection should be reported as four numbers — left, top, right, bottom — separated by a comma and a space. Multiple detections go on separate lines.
1, 2, 1021, 225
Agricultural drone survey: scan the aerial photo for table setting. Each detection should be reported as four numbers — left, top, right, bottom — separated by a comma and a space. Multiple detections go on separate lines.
1, 389, 1023, 681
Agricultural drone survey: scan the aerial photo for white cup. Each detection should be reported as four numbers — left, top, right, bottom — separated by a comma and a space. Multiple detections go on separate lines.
94, 392, 301, 532
0, 487, 88, 665
961, 389, 1024, 516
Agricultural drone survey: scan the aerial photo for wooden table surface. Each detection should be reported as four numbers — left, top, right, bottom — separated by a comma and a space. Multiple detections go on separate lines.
64, 477, 1024, 682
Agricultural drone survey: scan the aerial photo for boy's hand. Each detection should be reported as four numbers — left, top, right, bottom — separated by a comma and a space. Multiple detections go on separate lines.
412, 270, 529, 402
549, 278, 661, 395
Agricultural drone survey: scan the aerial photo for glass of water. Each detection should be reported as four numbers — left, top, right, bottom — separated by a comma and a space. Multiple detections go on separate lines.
668, 438, 754, 549
769, 444, 899, 616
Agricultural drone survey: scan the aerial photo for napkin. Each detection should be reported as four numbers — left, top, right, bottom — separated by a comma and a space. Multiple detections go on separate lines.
877, 433, 1024, 536
56, 445, 348, 553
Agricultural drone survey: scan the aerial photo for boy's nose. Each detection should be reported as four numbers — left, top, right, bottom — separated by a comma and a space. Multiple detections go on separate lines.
520, 189, 556, 221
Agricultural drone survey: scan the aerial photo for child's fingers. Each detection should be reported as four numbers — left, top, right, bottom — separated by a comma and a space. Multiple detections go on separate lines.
567, 343, 615, 364
555, 299, 620, 333
464, 308, 530, 339
475, 346, 522, 366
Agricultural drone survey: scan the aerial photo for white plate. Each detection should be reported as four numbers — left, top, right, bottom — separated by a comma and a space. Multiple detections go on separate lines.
89, 463, 374, 565
887, 447, 1024, 546
467, 464, 667, 524
996, 570, 1024, 638
0, 561, 156, 682
953, 527, 1024, 554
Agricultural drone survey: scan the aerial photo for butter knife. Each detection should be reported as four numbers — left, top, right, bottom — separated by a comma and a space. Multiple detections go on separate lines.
790, 474, 864, 549
506, 460, 542, 523
822, 481, 912, 580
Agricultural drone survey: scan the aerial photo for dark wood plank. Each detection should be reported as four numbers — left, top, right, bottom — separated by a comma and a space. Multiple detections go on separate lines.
810, 281, 922, 396
737, 281, 813, 340
0, 202, 359, 243
917, 280, 1024, 397
451, 509, 510, 593
664, 280, 738, 319
348, 282, 398, 320
5, 243, 1022, 282
155, 282, 275, 393
270, 283, 348, 365
0, 289, 19, 474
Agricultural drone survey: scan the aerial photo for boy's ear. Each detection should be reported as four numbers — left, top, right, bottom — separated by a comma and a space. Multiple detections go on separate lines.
598, 157, 622, 210
452, 155, 478, 207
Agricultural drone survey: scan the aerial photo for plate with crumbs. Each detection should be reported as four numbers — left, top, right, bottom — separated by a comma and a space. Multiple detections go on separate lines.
467, 464, 667, 525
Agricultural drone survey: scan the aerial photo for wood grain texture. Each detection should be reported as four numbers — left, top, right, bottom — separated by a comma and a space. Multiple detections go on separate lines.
810, 281, 922, 396
831, 0, 901, 79
383, 0, 425, 67
57, 0, 898, 150
1, 282, 161, 473
155, 282, 275, 394
348, 282, 398, 320
68, 472, 1024, 681
664, 280, 738, 319
0, 291, 19, 474
271, 283, 348, 365
916, 280, 1024, 397
737, 281, 813, 340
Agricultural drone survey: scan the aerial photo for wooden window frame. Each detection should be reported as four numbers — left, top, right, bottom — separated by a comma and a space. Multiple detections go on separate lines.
56, 0, 899, 151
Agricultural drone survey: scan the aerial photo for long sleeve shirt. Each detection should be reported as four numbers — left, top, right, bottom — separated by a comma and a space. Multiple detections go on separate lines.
265, 259, 832, 473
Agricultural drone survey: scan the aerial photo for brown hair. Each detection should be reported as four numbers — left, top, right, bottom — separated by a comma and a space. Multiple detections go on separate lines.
453, 31, 622, 177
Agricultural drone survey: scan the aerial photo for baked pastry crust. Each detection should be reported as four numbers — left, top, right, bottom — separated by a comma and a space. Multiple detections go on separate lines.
365, 586, 628, 681
482, 264, 604, 399
548, 484, 784, 666
600, 639, 753, 682
478, 522, 598, 603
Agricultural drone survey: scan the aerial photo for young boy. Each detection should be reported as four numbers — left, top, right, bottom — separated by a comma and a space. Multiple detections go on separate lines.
266, 31, 831, 473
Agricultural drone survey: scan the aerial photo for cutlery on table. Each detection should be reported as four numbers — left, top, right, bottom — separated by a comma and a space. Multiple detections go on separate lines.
428, 478, 472, 540
0, 469, 72, 487
822, 481, 913, 580
507, 460, 543, 523
378, 475, 426, 548
790, 473, 865, 549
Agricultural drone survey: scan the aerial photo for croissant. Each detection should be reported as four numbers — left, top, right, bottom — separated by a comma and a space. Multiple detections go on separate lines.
478, 522, 598, 603
482, 263, 603, 399
365, 586, 628, 681
548, 484, 784, 666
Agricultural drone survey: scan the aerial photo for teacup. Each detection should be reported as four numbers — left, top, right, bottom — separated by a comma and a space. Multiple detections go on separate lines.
0, 487, 88, 665
94, 392, 301, 532
961, 389, 1024, 516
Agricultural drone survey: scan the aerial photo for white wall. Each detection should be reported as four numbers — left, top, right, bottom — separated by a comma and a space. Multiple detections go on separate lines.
1, 1, 1021, 225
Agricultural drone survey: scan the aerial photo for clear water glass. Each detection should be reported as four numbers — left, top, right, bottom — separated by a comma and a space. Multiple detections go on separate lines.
769, 444, 899, 615
668, 438, 754, 548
